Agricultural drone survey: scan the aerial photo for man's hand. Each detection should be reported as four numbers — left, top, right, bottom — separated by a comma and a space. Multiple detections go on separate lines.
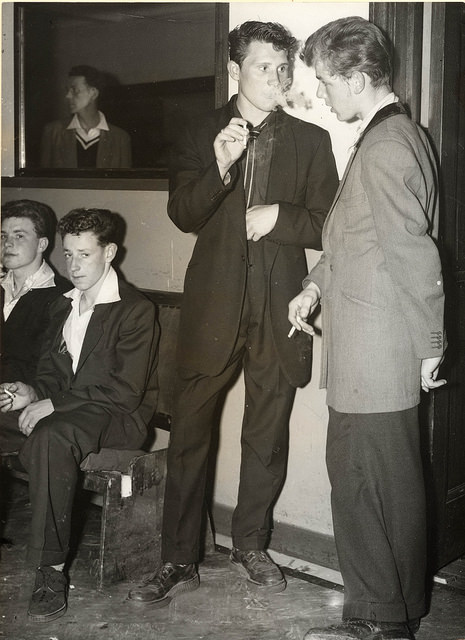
0, 382, 37, 412
421, 356, 446, 393
214, 117, 248, 179
246, 204, 279, 241
18, 399, 54, 436
288, 282, 321, 336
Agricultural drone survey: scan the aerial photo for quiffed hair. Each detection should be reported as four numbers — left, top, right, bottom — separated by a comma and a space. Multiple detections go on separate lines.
68, 65, 104, 92
301, 16, 392, 88
1, 199, 57, 243
57, 208, 117, 246
229, 20, 298, 66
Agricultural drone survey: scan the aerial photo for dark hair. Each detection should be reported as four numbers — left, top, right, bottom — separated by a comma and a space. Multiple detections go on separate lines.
229, 20, 297, 66
1, 199, 57, 243
68, 65, 104, 93
57, 208, 117, 246
301, 17, 392, 88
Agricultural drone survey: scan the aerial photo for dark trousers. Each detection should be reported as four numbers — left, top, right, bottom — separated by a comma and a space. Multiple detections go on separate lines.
326, 406, 427, 623
2, 405, 143, 568
162, 267, 296, 563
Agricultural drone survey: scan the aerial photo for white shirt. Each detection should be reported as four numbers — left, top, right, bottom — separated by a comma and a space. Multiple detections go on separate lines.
67, 111, 110, 145
62, 266, 120, 373
2, 261, 56, 321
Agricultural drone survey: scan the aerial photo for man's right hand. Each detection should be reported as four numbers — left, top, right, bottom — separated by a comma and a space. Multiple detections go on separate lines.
0, 382, 37, 413
214, 117, 249, 179
288, 281, 321, 336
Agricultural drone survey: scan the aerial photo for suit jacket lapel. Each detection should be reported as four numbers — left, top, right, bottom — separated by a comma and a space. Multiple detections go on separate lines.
218, 100, 249, 246
267, 112, 297, 204
324, 102, 408, 225
74, 304, 112, 374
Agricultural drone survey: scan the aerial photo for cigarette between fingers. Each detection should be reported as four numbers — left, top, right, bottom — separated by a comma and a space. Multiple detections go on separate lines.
3, 388, 15, 400
288, 326, 296, 338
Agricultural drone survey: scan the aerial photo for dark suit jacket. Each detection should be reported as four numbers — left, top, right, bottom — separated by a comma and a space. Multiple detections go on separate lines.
168, 97, 338, 388
34, 279, 159, 442
40, 119, 132, 168
1, 273, 71, 385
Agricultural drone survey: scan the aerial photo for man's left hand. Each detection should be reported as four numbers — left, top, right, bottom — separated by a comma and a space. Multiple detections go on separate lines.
421, 356, 446, 393
18, 399, 54, 436
246, 204, 279, 241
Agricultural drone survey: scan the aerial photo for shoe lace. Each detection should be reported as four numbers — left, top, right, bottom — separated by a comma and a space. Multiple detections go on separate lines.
243, 550, 271, 567
142, 562, 178, 585
34, 567, 65, 601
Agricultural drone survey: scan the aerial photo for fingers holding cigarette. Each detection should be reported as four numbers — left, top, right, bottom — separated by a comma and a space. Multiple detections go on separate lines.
288, 316, 315, 338
0, 384, 16, 411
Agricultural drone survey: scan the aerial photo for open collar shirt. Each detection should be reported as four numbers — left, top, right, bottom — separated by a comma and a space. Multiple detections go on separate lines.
62, 266, 120, 373
2, 261, 56, 321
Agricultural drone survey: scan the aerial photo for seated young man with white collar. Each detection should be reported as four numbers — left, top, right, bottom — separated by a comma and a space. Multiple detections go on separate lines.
0, 208, 159, 623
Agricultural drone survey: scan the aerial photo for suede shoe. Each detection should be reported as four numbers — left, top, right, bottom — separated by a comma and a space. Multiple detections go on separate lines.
230, 548, 286, 592
303, 619, 414, 640
127, 562, 199, 606
28, 566, 68, 623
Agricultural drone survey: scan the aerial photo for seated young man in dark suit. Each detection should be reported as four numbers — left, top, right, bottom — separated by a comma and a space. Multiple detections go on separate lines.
0, 208, 159, 623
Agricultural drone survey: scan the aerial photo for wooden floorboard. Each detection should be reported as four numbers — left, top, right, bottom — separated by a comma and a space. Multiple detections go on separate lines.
1, 481, 464, 640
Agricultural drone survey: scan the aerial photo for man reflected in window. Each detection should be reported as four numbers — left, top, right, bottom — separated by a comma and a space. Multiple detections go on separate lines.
40, 65, 131, 169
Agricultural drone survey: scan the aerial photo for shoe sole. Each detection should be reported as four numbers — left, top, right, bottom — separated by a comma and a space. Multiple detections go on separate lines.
230, 559, 287, 593
130, 573, 200, 606
28, 602, 67, 623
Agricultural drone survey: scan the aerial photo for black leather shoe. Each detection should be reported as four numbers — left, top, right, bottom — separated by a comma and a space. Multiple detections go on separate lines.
28, 566, 68, 622
230, 548, 286, 592
303, 619, 414, 640
127, 562, 199, 606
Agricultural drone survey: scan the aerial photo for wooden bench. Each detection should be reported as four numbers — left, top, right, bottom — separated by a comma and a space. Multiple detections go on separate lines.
1, 289, 213, 588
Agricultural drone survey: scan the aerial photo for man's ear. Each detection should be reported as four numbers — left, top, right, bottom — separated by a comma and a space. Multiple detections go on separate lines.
38, 237, 49, 255
104, 242, 117, 263
350, 71, 366, 95
227, 60, 240, 82
89, 87, 99, 103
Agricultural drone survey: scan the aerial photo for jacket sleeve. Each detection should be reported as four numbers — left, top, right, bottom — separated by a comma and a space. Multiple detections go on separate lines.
361, 137, 445, 358
267, 129, 339, 249
167, 122, 239, 233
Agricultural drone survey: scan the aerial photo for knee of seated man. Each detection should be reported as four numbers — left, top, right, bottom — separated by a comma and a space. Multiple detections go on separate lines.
23, 414, 85, 456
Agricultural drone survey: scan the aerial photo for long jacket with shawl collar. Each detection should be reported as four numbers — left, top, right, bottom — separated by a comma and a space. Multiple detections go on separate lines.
168, 96, 338, 387
33, 279, 159, 439
308, 103, 445, 413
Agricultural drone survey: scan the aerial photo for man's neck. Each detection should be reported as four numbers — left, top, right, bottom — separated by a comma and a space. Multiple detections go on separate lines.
77, 266, 111, 314
11, 260, 43, 292
76, 108, 100, 132
357, 86, 391, 121
236, 94, 272, 127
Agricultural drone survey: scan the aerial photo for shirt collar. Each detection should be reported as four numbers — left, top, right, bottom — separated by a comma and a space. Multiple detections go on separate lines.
356, 92, 399, 141
67, 111, 110, 133
1, 260, 56, 297
64, 265, 120, 307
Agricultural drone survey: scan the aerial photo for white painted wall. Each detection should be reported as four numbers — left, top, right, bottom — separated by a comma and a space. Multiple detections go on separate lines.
2, 2, 369, 538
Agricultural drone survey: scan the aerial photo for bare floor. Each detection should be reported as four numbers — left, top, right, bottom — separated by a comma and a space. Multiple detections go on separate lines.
1, 482, 464, 640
